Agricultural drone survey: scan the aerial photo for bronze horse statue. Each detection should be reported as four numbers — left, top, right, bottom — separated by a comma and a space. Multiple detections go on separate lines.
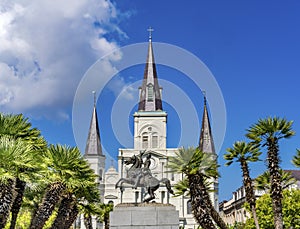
115, 153, 174, 202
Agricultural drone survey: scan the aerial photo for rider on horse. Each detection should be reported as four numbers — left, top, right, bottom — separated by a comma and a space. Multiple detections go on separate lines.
133, 152, 152, 189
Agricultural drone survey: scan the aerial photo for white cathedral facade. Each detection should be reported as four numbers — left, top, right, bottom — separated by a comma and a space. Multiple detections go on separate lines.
83, 36, 218, 229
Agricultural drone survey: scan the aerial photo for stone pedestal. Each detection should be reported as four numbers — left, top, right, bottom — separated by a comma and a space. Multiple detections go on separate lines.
110, 203, 179, 229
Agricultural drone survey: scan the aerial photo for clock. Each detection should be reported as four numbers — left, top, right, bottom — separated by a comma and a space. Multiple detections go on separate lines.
149, 157, 157, 170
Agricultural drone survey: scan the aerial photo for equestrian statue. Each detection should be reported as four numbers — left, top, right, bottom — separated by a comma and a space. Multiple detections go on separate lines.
115, 150, 174, 202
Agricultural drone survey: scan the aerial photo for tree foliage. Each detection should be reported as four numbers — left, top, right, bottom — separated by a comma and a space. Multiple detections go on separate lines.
245, 189, 300, 229
0, 113, 101, 229
255, 169, 296, 192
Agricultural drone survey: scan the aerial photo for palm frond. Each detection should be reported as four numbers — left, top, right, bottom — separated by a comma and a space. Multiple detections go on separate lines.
292, 149, 300, 167
255, 169, 296, 192
246, 117, 295, 143
173, 178, 190, 197
224, 141, 261, 167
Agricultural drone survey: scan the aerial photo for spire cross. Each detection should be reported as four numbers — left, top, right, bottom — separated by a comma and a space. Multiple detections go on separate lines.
92, 91, 96, 106
147, 27, 154, 40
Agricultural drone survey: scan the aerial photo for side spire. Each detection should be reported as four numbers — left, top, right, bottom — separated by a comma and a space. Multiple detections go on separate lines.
199, 93, 216, 154
85, 91, 103, 156
138, 27, 163, 111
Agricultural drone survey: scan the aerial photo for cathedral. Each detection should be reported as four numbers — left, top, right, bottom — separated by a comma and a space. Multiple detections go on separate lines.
83, 35, 218, 229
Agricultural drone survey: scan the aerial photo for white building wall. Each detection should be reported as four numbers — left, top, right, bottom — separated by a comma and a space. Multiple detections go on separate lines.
133, 112, 167, 149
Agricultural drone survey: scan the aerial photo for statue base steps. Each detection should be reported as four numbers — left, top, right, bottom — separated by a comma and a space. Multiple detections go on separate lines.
110, 203, 179, 229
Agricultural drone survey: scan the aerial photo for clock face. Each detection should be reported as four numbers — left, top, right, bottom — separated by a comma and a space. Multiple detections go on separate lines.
106, 176, 116, 184
149, 157, 157, 170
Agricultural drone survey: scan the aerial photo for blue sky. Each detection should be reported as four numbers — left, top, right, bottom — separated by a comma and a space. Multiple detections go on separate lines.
1, 1, 300, 201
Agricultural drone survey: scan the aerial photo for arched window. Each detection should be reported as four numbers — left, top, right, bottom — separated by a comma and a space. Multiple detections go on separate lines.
147, 84, 154, 101
108, 200, 114, 206
141, 127, 159, 149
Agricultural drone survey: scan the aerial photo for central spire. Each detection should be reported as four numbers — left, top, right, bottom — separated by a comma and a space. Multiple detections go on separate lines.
138, 27, 163, 111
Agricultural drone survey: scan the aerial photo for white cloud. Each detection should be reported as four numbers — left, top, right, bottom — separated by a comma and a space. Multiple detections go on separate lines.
107, 75, 137, 101
0, 0, 126, 119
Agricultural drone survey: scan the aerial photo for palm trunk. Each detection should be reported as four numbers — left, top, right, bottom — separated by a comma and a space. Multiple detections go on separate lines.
251, 205, 260, 229
188, 173, 216, 229
195, 172, 228, 229
104, 217, 109, 229
104, 212, 111, 229
63, 204, 79, 229
240, 160, 260, 229
51, 194, 77, 229
9, 178, 26, 229
29, 182, 65, 229
267, 138, 283, 229
84, 214, 93, 229
0, 179, 16, 229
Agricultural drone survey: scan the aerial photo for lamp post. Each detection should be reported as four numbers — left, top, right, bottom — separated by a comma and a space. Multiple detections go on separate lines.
120, 150, 124, 203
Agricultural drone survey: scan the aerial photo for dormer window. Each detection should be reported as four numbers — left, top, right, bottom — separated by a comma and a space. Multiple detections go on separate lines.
147, 84, 154, 101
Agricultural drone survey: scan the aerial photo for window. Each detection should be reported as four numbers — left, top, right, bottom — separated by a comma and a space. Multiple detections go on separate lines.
171, 172, 175, 181
135, 191, 139, 203
187, 200, 192, 214
147, 84, 154, 101
161, 191, 165, 203
142, 136, 148, 149
99, 169, 103, 181
152, 135, 158, 148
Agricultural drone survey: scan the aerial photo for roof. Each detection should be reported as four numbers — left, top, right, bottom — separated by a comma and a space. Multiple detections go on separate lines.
284, 170, 300, 181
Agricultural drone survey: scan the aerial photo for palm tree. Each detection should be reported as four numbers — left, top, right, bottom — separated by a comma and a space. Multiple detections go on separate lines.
168, 147, 227, 229
292, 149, 300, 167
255, 169, 296, 192
79, 203, 101, 229
0, 113, 47, 229
29, 144, 87, 229
246, 117, 295, 229
99, 202, 114, 229
51, 158, 100, 229
0, 113, 46, 150
0, 137, 33, 228
173, 178, 190, 197
224, 141, 261, 229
